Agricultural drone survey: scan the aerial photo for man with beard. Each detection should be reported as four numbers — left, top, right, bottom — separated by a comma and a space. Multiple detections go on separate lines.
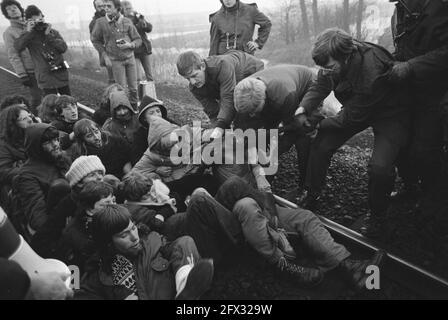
292, 28, 411, 217
13, 123, 71, 234
1, 0, 42, 113
89, 0, 114, 85
102, 90, 140, 147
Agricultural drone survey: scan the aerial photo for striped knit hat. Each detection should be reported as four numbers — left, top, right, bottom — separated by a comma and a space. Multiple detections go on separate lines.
65, 155, 106, 187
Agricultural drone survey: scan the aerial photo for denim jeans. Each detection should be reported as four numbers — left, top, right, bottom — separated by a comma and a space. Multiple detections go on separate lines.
111, 57, 138, 106
136, 54, 153, 81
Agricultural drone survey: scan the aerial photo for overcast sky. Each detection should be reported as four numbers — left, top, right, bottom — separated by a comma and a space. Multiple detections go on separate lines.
0, 0, 276, 25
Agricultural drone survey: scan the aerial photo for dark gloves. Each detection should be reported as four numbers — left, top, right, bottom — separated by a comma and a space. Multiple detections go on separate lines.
388, 61, 413, 85
20, 75, 32, 87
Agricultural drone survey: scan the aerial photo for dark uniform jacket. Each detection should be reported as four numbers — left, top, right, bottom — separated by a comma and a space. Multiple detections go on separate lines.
391, 0, 448, 105
209, 1, 271, 56
190, 50, 264, 129
299, 42, 409, 127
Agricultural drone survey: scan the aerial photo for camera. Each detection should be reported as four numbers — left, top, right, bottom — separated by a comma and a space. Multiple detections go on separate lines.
33, 21, 48, 31
42, 50, 69, 72
116, 39, 126, 45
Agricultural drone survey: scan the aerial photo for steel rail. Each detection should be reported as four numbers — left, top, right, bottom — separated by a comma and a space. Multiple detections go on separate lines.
0, 65, 95, 115
274, 195, 448, 299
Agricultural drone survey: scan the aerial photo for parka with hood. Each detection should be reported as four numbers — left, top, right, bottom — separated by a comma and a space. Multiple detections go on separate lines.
209, 1, 272, 56
14, 123, 70, 232
102, 91, 140, 146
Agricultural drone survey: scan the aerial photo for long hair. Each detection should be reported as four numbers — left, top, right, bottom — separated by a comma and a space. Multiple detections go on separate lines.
0, 105, 29, 147
70, 118, 109, 160
91, 204, 132, 273
37, 94, 60, 123
312, 28, 356, 66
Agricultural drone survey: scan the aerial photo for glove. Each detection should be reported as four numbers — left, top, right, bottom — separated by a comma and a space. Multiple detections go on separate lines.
388, 61, 412, 85
20, 75, 32, 87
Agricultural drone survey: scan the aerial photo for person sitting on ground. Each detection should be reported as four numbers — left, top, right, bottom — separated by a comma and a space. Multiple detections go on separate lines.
68, 119, 132, 178
0, 105, 36, 211
76, 204, 214, 300
31, 155, 119, 259
120, 171, 177, 233
59, 180, 116, 270
102, 90, 140, 146
131, 96, 179, 166
36, 93, 59, 123
92, 83, 125, 126
13, 123, 71, 235
50, 95, 79, 150
163, 176, 386, 291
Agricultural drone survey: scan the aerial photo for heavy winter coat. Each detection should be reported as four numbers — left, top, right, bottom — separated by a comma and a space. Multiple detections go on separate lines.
209, 1, 271, 56
2, 19, 35, 77
14, 124, 70, 231
391, 0, 448, 105
299, 42, 409, 127
14, 27, 69, 90
190, 50, 264, 129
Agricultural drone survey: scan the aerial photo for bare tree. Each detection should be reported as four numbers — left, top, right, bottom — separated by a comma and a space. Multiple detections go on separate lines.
356, 0, 365, 39
278, 0, 297, 44
299, 0, 311, 41
312, 0, 320, 36
343, 0, 350, 33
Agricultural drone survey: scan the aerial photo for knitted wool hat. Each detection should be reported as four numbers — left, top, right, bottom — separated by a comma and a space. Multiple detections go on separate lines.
65, 155, 106, 187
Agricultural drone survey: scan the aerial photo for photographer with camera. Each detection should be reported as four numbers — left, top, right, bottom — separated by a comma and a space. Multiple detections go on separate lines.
13, 5, 70, 97
91, 0, 142, 109
1, 0, 43, 114
122, 1, 154, 82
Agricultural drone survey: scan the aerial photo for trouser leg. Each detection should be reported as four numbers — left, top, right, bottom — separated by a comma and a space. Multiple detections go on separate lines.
183, 192, 240, 264
163, 236, 201, 275
276, 205, 350, 271
141, 54, 154, 81
125, 57, 138, 107
368, 115, 410, 214
233, 197, 284, 265
305, 119, 364, 193
28, 73, 42, 113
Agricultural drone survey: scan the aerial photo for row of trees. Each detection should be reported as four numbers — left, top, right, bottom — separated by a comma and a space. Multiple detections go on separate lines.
273, 0, 366, 45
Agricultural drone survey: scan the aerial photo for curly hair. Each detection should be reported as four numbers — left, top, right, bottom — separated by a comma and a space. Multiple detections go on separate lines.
1, 0, 24, 19
0, 94, 30, 111
0, 104, 30, 147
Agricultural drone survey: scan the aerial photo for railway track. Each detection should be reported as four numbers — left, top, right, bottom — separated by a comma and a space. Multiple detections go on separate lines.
1, 65, 448, 300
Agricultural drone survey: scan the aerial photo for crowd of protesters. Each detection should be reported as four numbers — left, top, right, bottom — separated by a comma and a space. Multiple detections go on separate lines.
1, 0, 447, 300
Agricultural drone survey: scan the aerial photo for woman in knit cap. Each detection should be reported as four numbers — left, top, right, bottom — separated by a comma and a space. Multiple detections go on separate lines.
31, 155, 119, 261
